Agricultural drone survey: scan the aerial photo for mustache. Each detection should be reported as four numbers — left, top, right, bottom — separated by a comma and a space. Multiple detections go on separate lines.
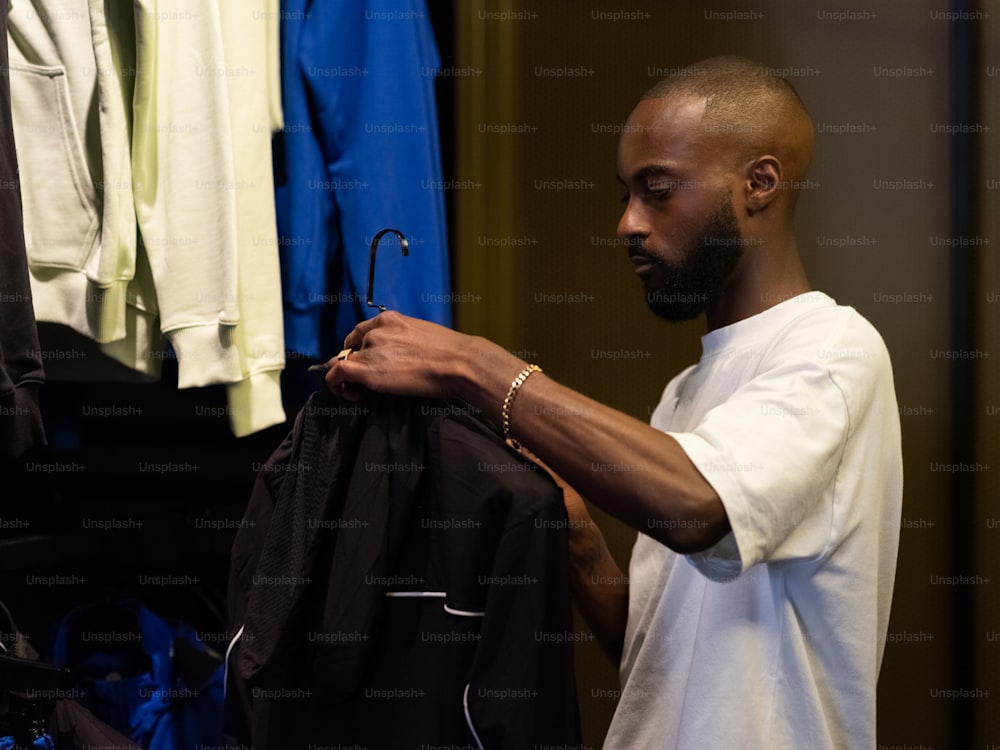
626, 237, 660, 262
627, 241, 662, 263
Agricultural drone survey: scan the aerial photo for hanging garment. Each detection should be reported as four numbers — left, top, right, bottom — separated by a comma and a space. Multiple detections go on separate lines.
0, 0, 45, 459
48, 600, 225, 750
274, 0, 452, 358
225, 391, 582, 749
6, 0, 286, 436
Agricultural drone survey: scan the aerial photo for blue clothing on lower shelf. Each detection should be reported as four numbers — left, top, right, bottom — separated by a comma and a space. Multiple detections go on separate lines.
49, 601, 224, 750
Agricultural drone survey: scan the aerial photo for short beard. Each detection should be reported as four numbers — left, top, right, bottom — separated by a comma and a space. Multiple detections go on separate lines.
644, 196, 745, 322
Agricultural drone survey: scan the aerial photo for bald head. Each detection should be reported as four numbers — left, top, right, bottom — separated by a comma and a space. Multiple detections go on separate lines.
641, 56, 815, 194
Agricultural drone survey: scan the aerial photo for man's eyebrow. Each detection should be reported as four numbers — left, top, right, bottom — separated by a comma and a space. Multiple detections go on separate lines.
617, 165, 682, 186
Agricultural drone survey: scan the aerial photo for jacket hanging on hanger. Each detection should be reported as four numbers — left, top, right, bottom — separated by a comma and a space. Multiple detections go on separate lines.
225, 390, 582, 749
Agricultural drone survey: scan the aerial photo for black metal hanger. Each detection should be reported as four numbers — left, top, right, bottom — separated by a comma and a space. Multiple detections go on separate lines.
309, 228, 408, 373
366, 228, 409, 312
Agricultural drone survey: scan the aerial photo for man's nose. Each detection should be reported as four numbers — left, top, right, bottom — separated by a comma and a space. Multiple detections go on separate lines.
617, 198, 649, 241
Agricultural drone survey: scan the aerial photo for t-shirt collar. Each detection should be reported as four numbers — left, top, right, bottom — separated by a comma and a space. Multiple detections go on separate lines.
700, 291, 835, 358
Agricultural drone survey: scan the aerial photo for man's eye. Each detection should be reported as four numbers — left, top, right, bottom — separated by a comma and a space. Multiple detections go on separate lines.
647, 189, 671, 202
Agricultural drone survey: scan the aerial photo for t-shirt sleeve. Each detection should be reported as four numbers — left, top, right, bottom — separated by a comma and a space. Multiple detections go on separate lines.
668, 357, 850, 580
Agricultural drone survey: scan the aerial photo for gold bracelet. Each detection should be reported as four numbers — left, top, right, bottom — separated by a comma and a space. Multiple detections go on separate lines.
502, 364, 542, 451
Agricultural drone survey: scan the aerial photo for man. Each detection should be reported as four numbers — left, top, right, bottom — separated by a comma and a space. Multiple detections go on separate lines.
324, 56, 903, 749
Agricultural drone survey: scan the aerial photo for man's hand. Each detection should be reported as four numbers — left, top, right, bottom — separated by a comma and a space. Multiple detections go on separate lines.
323, 311, 524, 414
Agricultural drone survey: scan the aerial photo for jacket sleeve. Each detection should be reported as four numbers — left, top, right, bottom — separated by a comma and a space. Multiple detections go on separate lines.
131, 0, 285, 434
224, 406, 297, 747
467, 489, 583, 747
217, 0, 286, 436
440, 420, 582, 747
131, 0, 242, 384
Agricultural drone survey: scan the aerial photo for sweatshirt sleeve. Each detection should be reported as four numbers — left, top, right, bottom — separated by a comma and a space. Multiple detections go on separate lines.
218, 0, 286, 436
131, 0, 285, 435
131, 0, 243, 385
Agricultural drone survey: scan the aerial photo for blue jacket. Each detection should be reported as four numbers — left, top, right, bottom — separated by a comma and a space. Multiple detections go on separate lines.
275, 0, 451, 357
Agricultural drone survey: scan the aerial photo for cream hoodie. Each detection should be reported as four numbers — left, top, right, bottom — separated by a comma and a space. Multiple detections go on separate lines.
7, 0, 285, 435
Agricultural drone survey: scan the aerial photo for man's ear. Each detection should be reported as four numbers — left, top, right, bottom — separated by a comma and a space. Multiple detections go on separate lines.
746, 155, 782, 212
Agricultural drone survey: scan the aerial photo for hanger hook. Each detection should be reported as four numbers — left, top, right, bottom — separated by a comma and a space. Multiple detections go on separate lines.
367, 228, 409, 312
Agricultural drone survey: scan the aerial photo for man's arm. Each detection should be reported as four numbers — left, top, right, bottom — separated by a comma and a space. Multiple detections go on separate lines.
329, 311, 731, 554
479, 364, 728, 553
563, 483, 630, 665
525, 452, 629, 663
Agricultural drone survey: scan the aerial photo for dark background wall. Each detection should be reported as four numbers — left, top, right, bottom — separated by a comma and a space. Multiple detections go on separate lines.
976, 1, 998, 744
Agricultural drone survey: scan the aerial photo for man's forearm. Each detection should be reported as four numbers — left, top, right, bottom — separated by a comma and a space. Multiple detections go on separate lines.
458, 343, 730, 553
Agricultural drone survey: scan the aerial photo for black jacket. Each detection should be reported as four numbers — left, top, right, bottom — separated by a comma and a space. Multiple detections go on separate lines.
225, 391, 581, 749
0, 0, 45, 459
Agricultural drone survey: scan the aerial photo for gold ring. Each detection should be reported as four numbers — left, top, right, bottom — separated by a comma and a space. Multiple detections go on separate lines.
336, 348, 353, 361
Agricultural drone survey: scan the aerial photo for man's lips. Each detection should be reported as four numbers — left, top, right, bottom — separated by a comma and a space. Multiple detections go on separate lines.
629, 253, 659, 275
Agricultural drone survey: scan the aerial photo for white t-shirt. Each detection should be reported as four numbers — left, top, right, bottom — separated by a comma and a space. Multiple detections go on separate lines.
603, 291, 903, 750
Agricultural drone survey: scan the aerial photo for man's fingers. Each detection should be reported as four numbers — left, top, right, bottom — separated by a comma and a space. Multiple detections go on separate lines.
343, 313, 385, 350
343, 309, 408, 350
325, 355, 361, 388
